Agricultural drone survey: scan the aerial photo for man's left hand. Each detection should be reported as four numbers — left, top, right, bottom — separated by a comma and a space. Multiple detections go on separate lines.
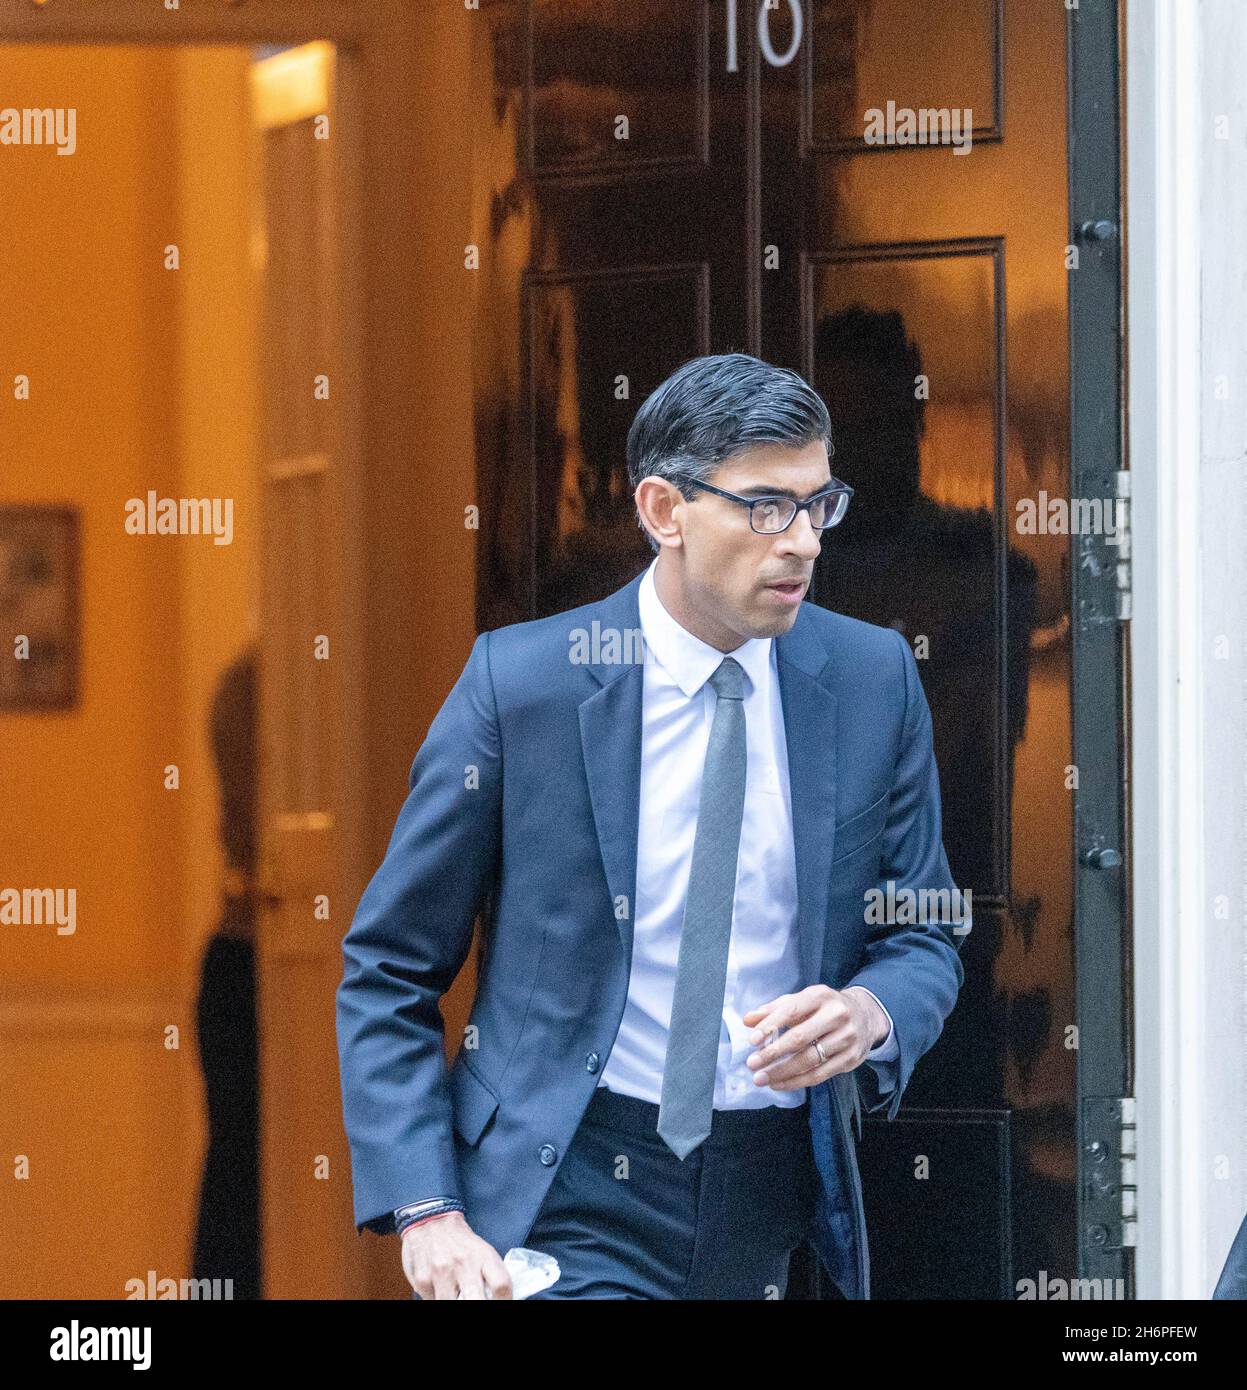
742, 986, 887, 1090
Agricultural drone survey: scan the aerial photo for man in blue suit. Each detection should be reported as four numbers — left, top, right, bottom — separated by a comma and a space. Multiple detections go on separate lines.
336, 352, 966, 1300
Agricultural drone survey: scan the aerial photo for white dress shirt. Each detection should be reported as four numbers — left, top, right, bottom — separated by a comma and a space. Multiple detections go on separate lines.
597, 558, 897, 1111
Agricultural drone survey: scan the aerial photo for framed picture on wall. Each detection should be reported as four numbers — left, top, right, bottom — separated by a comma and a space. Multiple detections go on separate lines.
0, 505, 80, 711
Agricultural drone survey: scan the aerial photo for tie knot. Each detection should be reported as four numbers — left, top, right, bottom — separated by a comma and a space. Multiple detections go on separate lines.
707, 656, 744, 701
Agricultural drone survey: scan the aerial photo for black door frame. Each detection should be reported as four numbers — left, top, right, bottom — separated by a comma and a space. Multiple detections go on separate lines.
1068, 0, 1133, 1295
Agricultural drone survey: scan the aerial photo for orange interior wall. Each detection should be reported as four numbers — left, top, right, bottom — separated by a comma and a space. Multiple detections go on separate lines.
0, 43, 257, 1297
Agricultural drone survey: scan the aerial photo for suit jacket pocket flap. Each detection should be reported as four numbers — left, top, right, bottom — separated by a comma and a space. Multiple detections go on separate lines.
450, 1055, 500, 1146
830, 790, 889, 865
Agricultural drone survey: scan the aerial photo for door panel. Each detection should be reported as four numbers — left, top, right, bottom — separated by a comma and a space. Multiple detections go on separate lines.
253, 40, 359, 1300
761, 0, 1073, 1297
472, 0, 747, 629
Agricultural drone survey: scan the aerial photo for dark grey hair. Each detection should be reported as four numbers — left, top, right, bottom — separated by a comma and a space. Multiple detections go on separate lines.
625, 352, 834, 554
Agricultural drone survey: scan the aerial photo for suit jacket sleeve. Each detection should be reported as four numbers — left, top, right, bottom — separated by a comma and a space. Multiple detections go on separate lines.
845, 628, 966, 1121
336, 630, 503, 1234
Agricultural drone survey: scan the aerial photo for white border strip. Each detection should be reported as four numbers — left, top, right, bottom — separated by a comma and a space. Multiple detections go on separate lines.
1125, 0, 1206, 1300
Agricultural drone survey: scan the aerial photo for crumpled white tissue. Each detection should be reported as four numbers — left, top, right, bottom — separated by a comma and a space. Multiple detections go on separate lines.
455, 1246, 560, 1300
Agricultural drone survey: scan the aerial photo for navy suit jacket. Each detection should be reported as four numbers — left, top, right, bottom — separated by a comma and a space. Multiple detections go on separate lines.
335, 569, 966, 1299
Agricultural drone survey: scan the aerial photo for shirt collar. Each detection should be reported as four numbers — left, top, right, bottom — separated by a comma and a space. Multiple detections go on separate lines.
638, 557, 772, 699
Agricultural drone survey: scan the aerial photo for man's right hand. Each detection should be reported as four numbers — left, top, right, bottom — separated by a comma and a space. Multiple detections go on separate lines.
401, 1210, 514, 1300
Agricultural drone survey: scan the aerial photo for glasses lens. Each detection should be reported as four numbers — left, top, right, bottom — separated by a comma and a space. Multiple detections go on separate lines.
810, 491, 848, 529
752, 499, 796, 533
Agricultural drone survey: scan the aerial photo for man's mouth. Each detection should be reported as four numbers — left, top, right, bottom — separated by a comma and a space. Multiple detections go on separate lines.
765, 579, 806, 603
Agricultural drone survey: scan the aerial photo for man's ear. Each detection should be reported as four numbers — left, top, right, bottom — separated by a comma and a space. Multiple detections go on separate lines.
635, 477, 684, 550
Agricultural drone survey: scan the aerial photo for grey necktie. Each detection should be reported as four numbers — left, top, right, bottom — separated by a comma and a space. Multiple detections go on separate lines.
657, 655, 747, 1160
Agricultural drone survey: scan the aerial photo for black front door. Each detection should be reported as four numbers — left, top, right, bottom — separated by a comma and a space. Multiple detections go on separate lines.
469, 0, 1127, 1299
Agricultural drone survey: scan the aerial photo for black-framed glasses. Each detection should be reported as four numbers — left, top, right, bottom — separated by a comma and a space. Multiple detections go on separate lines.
674, 475, 854, 534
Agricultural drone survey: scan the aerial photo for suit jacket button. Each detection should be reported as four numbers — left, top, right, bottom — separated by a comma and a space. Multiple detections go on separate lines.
585, 1052, 600, 1073
539, 1144, 558, 1166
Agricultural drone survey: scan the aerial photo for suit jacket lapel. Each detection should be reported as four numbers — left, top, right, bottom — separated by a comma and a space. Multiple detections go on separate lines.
577, 573, 646, 966
775, 612, 839, 987
577, 572, 838, 985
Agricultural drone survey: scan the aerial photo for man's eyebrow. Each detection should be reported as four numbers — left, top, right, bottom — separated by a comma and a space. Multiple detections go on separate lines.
735, 480, 835, 501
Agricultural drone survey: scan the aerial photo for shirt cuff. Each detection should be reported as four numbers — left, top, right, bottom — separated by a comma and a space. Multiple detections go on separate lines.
853, 987, 899, 1062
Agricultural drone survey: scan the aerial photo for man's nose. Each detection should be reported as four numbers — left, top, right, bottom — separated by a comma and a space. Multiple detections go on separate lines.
777, 509, 822, 560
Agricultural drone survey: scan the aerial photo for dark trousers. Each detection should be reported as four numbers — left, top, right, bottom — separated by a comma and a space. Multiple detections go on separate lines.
192, 927, 260, 1300
524, 1084, 819, 1299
